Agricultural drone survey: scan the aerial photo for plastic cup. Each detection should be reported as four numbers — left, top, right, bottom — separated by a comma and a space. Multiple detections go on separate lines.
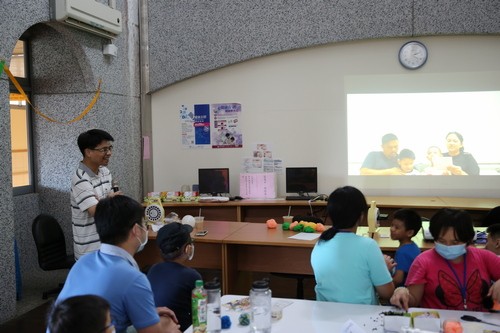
194, 216, 205, 231
283, 216, 294, 223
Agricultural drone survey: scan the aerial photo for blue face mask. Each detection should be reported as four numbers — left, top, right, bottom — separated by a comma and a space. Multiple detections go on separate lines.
434, 242, 466, 260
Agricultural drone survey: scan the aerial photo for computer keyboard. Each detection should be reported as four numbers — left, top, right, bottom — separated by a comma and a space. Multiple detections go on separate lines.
198, 196, 230, 202
285, 196, 315, 201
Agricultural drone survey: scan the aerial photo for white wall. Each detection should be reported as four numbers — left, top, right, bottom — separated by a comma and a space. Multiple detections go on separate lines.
151, 36, 500, 198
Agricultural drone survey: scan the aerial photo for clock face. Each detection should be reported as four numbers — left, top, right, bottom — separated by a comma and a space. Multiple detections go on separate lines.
399, 41, 428, 69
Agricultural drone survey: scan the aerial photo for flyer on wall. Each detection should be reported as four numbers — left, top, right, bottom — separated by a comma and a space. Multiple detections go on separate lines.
211, 103, 243, 148
179, 103, 243, 149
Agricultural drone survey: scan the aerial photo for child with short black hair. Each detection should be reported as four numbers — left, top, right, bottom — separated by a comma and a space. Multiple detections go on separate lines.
398, 148, 420, 175
47, 295, 113, 333
390, 209, 422, 286
486, 223, 500, 256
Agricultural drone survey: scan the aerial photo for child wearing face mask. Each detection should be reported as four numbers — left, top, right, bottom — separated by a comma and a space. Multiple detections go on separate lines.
390, 208, 500, 312
147, 222, 202, 332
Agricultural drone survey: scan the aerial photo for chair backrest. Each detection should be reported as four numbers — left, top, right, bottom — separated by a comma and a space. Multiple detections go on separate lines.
483, 206, 500, 227
32, 214, 72, 271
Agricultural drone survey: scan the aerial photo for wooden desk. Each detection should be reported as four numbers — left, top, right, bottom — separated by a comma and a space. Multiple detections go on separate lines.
158, 199, 328, 223
153, 196, 500, 225
223, 223, 318, 294
136, 222, 485, 294
134, 221, 247, 293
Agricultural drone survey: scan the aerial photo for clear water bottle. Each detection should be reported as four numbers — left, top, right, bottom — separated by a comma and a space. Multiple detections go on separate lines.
204, 278, 221, 333
250, 279, 272, 333
192, 280, 207, 333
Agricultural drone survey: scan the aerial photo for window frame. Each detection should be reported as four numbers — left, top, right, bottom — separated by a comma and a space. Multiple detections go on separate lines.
11, 38, 35, 195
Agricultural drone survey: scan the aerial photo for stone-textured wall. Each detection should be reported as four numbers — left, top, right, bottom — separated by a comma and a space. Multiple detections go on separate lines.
147, 0, 500, 92
0, 0, 141, 322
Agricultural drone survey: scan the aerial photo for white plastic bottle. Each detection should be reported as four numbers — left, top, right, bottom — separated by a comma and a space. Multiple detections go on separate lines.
250, 279, 272, 333
204, 278, 221, 333
367, 201, 378, 235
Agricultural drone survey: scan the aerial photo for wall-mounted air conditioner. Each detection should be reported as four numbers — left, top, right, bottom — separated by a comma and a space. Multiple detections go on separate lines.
52, 0, 122, 39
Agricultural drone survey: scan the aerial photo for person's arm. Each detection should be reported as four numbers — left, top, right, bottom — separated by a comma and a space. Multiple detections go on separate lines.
360, 167, 405, 175
137, 318, 181, 333
488, 280, 500, 303
85, 191, 123, 217
87, 204, 97, 217
389, 284, 425, 311
392, 270, 405, 286
375, 281, 395, 301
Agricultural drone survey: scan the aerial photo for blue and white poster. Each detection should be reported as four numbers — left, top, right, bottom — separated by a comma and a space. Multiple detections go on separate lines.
179, 103, 243, 149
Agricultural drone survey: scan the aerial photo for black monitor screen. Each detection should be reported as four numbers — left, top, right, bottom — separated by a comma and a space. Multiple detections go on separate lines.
198, 168, 230, 195
286, 167, 318, 194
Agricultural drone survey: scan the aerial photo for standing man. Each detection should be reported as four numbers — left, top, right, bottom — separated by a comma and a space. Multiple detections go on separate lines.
360, 133, 404, 175
55, 195, 181, 333
71, 129, 122, 259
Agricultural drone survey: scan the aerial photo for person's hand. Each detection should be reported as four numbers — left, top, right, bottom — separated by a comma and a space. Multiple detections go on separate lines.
384, 254, 397, 272
158, 315, 181, 333
390, 287, 410, 311
388, 168, 406, 175
488, 280, 500, 303
447, 165, 466, 175
108, 190, 123, 198
157, 307, 179, 324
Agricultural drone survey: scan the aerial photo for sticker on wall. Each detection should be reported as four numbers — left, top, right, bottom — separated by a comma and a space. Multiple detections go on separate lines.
179, 103, 243, 149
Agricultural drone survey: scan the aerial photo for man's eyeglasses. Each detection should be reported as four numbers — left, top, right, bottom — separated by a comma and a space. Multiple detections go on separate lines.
90, 145, 113, 153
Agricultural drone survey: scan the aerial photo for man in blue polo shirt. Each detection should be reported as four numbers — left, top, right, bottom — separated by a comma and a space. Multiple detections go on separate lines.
54, 196, 181, 333
360, 133, 404, 175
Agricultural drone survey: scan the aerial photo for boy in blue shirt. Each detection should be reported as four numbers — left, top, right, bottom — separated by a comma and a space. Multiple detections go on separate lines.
389, 209, 422, 287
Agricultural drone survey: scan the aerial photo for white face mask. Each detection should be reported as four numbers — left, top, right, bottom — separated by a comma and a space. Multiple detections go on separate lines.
136, 224, 148, 253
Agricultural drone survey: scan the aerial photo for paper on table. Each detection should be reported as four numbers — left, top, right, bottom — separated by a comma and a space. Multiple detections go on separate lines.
341, 319, 367, 333
288, 233, 321, 241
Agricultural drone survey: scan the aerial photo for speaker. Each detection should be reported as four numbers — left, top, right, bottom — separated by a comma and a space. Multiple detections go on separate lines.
144, 198, 165, 224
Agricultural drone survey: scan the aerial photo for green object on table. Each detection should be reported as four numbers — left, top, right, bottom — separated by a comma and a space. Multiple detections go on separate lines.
304, 226, 315, 233
238, 312, 250, 326
282, 222, 290, 230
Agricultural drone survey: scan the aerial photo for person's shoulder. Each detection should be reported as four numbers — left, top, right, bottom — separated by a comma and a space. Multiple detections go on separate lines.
462, 152, 475, 157
468, 246, 497, 259
413, 248, 435, 263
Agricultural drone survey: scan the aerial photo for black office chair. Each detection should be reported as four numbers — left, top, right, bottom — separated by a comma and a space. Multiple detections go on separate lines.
32, 213, 75, 299
482, 206, 500, 227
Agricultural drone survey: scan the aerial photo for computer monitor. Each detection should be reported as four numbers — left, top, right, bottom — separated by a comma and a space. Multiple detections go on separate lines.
285, 167, 318, 194
198, 168, 230, 195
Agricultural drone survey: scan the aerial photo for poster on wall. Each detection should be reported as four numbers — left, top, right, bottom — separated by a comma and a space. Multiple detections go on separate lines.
179, 103, 242, 149
211, 103, 243, 148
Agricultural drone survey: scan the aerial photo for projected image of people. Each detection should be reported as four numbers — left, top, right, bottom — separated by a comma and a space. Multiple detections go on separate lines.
360, 133, 405, 175
397, 149, 419, 175
443, 131, 479, 175
415, 146, 450, 175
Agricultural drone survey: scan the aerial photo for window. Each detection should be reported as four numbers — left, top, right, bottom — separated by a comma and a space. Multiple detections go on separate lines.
10, 39, 34, 194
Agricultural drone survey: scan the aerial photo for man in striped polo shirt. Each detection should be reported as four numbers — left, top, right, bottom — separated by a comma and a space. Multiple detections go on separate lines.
70, 129, 122, 259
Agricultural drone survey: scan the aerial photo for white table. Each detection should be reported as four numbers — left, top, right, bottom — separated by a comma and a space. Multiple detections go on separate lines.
184, 295, 500, 332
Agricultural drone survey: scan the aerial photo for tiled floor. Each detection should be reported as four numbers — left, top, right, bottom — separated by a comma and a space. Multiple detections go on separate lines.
0, 302, 51, 333
0, 288, 54, 333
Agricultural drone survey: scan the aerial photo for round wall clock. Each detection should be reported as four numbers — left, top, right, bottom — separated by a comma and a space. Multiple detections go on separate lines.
398, 41, 428, 70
